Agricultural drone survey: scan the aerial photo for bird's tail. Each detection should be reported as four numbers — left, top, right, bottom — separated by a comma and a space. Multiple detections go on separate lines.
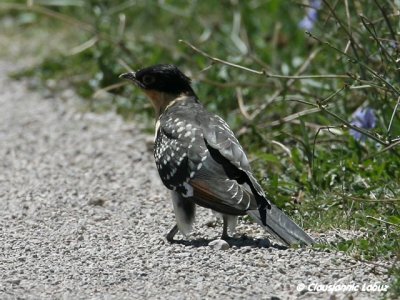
247, 205, 314, 247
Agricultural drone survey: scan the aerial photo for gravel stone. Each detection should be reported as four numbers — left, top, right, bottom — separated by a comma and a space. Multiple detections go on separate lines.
208, 239, 230, 250
0, 61, 394, 299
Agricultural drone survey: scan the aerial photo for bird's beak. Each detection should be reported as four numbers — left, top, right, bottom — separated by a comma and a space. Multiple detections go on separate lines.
119, 71, 145, 89
119, 71, 145, 88
119, 72, 136, 81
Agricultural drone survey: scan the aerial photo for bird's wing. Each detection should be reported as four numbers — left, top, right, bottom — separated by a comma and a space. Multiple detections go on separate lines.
197, 112, 271, 216
154, 108, 208, 197
198, 113, 268, 197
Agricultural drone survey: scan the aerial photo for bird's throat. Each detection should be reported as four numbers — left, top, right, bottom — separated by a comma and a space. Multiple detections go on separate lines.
144, 90, 188, 118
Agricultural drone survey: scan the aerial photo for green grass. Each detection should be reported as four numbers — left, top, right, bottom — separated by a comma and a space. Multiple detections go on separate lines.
1, 0, 399, 295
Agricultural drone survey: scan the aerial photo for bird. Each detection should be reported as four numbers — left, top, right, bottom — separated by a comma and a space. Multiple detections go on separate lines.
120, 64, 314, 246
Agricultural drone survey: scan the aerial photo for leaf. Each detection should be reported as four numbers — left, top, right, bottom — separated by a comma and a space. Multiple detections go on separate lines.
387, 215, 400, 225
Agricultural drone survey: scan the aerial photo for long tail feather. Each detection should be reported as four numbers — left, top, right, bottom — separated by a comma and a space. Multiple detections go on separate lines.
247, 205, 314, 246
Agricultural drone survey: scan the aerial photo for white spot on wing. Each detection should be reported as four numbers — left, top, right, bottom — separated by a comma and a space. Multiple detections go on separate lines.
231, 187, 239, 199
227, 183, 235, 192
182, 182, 193, 198
244, 200, 251, 210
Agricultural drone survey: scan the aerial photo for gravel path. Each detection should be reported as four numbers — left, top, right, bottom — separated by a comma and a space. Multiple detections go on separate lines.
0, 61, 393, 299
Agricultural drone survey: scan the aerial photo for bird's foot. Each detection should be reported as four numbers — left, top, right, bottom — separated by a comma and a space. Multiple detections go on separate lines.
220, 233, 231, 241
166, 224, 179, 243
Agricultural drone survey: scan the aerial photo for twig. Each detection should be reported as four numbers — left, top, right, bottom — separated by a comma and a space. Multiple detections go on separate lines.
287, 98, 320, 107
180, 40, 262, 74
200, 63, 215, 73
250, 89, 280, 120
93, 82, 127, 98
231, 11, 248, 54
306, 31, 400, 96
320, 85, 347, 105
282, 88, 388, 146
117, 13, 126, 40
360, 15, 397, 66
344, 0, 351, 34
251, 48, 323, 120
68, 36, 98, 56
200, 78, 275, 88
368, 139, 400, 159
320, 107, 387, 145
236, 88, 251, 120
387, 96, 400, 134
349, 84, 373, 90
312, 125, 342, 172
179, 40, 350, 80
117, 58, 133, 72
322, 0, 364, 61
350, 79, 394, 93
268, 107, 321, 127
345, 195, 400, 202
366, 216, 400, 228
271, 140, 292, 157
373, 0, 397, 42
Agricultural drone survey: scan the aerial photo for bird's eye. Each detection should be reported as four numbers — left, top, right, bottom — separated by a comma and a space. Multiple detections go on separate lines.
142, 75, 155, 85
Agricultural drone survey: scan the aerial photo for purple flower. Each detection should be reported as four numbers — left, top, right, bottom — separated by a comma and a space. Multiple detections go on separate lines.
299, 0, 322, 31
350, 107, 377, 142
386, 40, 399, 56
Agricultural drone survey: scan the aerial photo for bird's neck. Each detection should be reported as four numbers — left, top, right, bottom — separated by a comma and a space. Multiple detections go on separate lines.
145, 90, 198, 118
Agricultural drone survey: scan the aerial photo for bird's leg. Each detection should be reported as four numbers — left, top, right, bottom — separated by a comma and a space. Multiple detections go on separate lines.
166, 224, 179, 243
221, 215, 230, 240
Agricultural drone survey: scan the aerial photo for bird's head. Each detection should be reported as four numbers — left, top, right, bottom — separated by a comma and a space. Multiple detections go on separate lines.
120, 64, 196, 117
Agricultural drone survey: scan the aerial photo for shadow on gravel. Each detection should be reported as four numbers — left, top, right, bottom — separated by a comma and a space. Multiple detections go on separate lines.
170, 236, 288, 250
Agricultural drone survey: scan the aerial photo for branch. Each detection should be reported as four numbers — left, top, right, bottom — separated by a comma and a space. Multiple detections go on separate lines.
388, 96, 400, 134
236, 88, 252, 121
306, 31, 400, 96
366, 216, 400, 228
179, 40, 350, 80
